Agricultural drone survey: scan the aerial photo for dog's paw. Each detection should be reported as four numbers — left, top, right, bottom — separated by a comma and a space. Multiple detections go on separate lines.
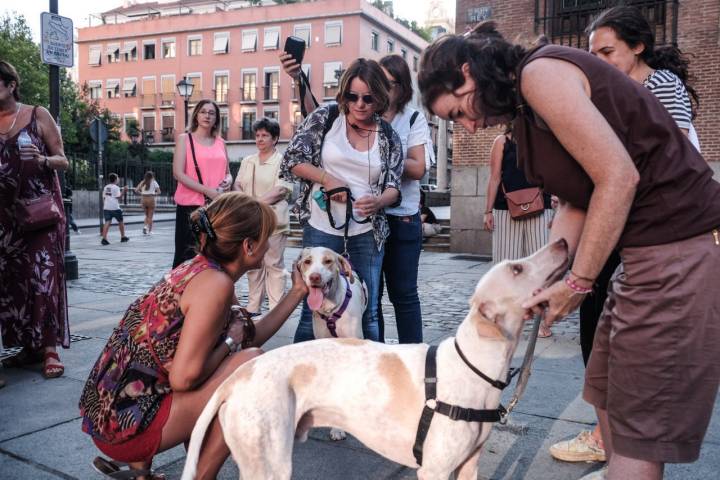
329, 428, 347, 441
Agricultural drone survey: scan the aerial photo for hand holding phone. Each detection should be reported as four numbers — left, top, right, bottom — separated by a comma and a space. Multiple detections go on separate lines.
283, 36, 306, 66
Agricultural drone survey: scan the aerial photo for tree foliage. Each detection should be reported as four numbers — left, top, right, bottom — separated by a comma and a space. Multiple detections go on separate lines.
370, 1, 432, 42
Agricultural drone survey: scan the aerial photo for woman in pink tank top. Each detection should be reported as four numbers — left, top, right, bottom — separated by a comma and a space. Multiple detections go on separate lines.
172, 99, 232, 267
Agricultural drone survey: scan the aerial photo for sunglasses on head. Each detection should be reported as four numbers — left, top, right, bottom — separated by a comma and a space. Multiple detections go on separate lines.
343, 91, 374, 104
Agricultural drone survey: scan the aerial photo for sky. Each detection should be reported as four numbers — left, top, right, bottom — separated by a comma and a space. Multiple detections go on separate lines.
4, 0, 455, 42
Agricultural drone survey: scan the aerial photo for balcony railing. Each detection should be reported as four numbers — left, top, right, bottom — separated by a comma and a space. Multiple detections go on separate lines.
141, 129, 156, 144
141, 94, 156, 109
160, 92, 175, 107
263, 85, 279, 102
241, 86, 257, 103
161, 127, 175, 142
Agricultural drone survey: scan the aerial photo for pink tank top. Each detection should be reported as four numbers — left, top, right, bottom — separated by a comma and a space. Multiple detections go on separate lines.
174, 134, 228, 206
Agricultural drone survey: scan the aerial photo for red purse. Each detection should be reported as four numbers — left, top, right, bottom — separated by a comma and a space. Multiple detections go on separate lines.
14, 159, 63, 232
502, 184, 544, 220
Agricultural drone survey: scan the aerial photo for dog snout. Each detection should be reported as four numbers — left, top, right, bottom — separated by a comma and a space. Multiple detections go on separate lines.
309, 273, 322, 284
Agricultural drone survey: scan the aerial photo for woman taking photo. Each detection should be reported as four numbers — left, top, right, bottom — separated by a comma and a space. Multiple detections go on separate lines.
233, 118, 292, 316
0, 60, 69, 380
172, 99, 232, 267
80, 192, 308, 480
280, 58, 403, 342
419, 23, 720, 479
135, 170, 161, 235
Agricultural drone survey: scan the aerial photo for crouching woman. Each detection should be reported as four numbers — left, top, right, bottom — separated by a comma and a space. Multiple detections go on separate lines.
79, 192, 307, 480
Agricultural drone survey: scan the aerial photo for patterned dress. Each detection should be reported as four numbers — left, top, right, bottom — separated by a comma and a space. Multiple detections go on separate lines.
0, 107, 69, 351
79, 256, 226, 444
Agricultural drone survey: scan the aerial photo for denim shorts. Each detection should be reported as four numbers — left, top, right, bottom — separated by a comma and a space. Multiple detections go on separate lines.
103, 209, 123, 223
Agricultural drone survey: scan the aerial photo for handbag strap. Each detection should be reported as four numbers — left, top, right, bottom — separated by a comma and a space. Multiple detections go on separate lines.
250, 160, 256, 198
188, 133, 205, 186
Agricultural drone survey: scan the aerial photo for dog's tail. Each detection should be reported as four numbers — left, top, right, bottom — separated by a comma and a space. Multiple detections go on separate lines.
180, 382, 228, 480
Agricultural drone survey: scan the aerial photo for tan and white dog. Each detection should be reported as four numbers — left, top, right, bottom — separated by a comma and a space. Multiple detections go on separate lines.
299, 247, 368, 340
181, 239, 568, 480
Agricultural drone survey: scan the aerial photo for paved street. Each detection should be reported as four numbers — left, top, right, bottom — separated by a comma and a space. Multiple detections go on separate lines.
1, 222, 717, 479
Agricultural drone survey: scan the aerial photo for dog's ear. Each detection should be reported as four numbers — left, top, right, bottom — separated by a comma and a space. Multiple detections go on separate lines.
337, 255, 354, 284
474, 300, 504, 324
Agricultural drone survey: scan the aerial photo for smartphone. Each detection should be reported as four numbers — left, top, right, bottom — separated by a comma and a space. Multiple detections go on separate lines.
283, 36, 306, 65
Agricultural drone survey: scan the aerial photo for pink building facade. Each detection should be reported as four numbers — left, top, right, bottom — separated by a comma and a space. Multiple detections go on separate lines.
76, 0, 428, 159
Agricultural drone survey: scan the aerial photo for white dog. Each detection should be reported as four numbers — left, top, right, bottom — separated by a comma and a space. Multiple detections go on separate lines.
181, 239, 569, 480
298, 247, 368, 340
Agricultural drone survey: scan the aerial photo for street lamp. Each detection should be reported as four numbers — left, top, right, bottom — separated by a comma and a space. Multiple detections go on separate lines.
176, 76, 195, 128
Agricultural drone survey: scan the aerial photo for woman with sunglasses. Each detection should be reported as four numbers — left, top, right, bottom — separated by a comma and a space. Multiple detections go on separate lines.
280, 58, 403, 343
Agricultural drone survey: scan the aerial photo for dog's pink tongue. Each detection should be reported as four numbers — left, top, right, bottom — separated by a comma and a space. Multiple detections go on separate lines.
307, 287, 324, 311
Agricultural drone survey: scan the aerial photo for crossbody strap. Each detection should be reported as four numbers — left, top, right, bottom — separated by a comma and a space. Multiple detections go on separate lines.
188, 133, 212, 204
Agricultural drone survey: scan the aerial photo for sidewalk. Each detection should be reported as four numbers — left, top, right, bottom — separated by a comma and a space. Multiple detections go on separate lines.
0, 222, 717, 479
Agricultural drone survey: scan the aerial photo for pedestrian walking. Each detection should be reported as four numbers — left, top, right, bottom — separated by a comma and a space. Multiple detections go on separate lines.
172, 99, 232, 268
233, 118, 292, 316
101, 172, 129, 245
0, 60, 70, 379
419, 22, 720, 480
135, 170, 161, 235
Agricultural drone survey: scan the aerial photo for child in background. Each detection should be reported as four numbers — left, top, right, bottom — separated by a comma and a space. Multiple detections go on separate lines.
101, 173, 129, 245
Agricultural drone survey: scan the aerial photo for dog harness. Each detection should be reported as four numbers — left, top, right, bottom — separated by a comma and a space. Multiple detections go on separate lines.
318, 274, 353, 338
412, 341, 512, 466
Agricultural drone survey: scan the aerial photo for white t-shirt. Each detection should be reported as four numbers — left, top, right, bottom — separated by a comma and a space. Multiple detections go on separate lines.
139, 179, 160, 195
308, 114, 381, 237
386, 107, 433, 216
103, 184, 121, 211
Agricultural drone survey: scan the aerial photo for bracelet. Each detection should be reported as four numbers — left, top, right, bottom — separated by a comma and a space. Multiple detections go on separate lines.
319, 171, 327, 185
44, 156, 50, 168
484, 210, 492, 214
569, 270, 595, 283
564, 276, 592, 294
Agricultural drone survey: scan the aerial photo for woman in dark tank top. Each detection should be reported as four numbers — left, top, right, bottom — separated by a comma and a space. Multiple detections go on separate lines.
419, 21, 720, 475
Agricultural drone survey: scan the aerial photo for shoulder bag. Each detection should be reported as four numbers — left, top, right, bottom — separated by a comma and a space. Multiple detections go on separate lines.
501, 184, 544, 220
14, 157, 63, 232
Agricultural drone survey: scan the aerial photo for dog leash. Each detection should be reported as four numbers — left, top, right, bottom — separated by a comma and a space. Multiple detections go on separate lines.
503, 313, 544, 419
320, 186, 371, 259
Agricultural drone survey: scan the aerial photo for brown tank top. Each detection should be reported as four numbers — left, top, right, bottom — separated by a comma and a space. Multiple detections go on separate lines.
513, 45, 720, 248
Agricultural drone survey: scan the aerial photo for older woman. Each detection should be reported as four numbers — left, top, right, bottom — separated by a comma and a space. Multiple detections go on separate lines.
80, 192, 307, 480
419, 23, 720, 480
0, 60, 69, 380
280, 58, 403, 342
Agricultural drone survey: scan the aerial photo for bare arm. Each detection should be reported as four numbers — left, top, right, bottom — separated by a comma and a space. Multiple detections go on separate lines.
36, 107, 69, 170
259, 185, 289, 205
402, 144, 426, 180
520, 58, 638, 322
279, 52, 318, 117
291, 163, 348, 202
483, 135, 504, 230
172, 133, 219, 200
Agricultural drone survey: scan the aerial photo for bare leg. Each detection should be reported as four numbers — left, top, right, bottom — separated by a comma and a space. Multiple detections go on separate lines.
101, 221, 111, 240
156, 349, 263, 479
591, 423, 605, 449
147, 206, 155, 232
608, 452, 663, 480
119, 222, 126, 237
596, 407, 614, 458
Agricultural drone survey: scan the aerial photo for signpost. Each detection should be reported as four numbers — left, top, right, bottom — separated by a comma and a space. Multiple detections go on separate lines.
90, 118, 108, 233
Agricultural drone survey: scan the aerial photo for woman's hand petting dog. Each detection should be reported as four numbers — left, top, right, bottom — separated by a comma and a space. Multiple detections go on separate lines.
522, 280, 586, 326
290, 260, 309, 297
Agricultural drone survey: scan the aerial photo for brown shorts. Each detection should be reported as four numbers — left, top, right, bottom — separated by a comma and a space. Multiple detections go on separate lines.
141, 196, 156, 208
584, 229, 720, 463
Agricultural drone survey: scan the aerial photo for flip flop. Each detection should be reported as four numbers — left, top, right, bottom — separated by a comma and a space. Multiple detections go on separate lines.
92, 457, 166, 480
42, 351, 64, 379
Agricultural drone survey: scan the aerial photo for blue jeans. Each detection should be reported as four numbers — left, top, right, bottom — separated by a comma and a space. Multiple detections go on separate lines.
294, 225, 383, 343
378, 213, 423, 343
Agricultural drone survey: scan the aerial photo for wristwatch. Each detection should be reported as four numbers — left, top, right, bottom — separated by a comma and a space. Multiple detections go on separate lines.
224, 336, 240, 354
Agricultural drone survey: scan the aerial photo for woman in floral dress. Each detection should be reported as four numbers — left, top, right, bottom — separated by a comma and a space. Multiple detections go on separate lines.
0, 61, 69, 380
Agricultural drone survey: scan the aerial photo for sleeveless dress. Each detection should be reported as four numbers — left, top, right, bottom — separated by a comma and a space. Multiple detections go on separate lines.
79, 255, 227, 445
0, 106, 69, 351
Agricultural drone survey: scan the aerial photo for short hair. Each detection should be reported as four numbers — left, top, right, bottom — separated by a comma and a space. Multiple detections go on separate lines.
189, 99, 221, 136
190, 192, 276, 264
379, 55, 413, 112
336, 58, 391, 116
108, 173, 118, 183
0, 61, 21, 101
253, 117, 280, 139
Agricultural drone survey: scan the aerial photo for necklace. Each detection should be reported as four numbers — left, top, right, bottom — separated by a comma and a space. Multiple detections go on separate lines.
0, 103, 21, 136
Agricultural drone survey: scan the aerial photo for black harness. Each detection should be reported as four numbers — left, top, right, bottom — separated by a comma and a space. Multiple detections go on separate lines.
412, 341, 518, 466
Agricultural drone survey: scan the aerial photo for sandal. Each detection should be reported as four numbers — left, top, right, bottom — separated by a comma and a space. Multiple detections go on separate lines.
92, 457, 166, 480
42, 351, 64, 379
2, 348, 43, 368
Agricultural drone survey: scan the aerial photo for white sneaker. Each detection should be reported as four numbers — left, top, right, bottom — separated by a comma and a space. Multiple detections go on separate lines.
550, 430, 607, 462
578, 465, 608, 480
143, 226, 148, 235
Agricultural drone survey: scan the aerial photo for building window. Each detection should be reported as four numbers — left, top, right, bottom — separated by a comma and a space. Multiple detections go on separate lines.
220, 109, 229, 140
263, 27, 280, 50
188, 36, 202, 56
123, 78, 137, 98
294, 24, 311, 48
214, 72, 229, 104
401, 48, 407, 60
186, 74, 202, 103
213, 32, 229, 54
106, 44, 120, 63
323, 61, 342, 98
142, 115, 156, 143
292, 108, 303, 133
242, 110, 256, 140
387, 39, 395, 53
106, 79, 120, 99
141, 77, 156, 108
161, 38, 176, 58
143, 42, 156, 60
160, 75, 176, 106
371, 31, 379, 51
325, 21, 342, 46
88, 81, 102, 100
263, 108, 279, 121
264, 70, 279, 101
161, 114, 175, 141
122, 42, 137, 62
242, 71, 257, 102
413, 55, 418, 72
89, 45, 102, 66
242, 30, 258, 52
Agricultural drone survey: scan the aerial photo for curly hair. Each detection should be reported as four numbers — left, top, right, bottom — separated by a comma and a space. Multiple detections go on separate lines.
418, 22, 527, 120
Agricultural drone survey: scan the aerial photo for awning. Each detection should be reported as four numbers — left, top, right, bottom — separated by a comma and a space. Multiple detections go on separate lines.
263, 29, 279, 50
213, 35, 229, 54
121, 41, 137, 54
88, 49, 101, 66
323, 62, 342, 86
122, 78, 137, 92
105, 44, 120, 56
241, 31, 257, 51
106, 79, 120, 90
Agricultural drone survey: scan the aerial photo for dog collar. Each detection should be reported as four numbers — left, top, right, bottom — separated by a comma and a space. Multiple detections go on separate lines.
454, 338, 511, 390
318, 274, 353, 338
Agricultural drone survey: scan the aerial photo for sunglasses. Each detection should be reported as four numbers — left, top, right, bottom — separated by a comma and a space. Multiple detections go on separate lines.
343, 91, 374, 104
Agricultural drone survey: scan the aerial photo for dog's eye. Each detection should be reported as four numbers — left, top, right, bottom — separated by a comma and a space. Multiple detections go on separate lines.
323, 258, 333, 265
510, 264, 523, 276
303, 258, 312, 265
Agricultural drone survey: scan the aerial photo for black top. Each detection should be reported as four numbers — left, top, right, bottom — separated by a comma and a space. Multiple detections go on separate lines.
421, 205, 437, 224
493, 137, 551, 211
